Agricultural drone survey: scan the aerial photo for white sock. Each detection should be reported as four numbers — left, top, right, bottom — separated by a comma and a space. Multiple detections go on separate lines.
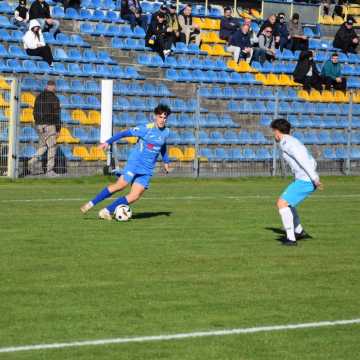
279, 207, 296, 241
88, 201, 94, 207
290, 206, 303, 234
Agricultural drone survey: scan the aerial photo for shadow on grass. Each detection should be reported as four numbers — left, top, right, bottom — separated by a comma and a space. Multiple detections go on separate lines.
265, 227, 286, 242
132, 211, 172, 219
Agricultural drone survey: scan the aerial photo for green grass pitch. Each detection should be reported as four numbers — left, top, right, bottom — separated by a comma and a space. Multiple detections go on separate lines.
0, 176, 359, 359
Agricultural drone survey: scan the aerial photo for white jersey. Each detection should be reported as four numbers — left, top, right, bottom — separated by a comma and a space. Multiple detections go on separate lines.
279, 134, 319, 183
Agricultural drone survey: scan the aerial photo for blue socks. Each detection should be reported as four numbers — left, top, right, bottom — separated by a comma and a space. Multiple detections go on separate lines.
106, 196, 129, 214
90, 187, 112, 206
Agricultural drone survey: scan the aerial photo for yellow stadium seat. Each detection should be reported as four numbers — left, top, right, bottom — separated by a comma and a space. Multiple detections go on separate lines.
321, 15, 334, 25
89, 147, 107, 161
20, 108, 34, 123
72, 109, 88, 124
203, 18, 220, 30
255, 73, 267, 84
352, 91, 360, 103
264, 74, 280, 86
73, 146, 93, 160
183, 147, 195, 161
0, 79, 10, 90
200, 32, 212, 43
213, 45, 231, 57
0, 94, 9, 107
308, 90, 323, 102
250, 8, 261, 18
88, 110, 101, 125
333, 16, 344, 25
279, 74, 296, 86
21, 92, 36, 107
4, 108, 11, 120
193, 17, 205, 29
209, 31, 226, 44
298, 90, 310, 101
57, 128, 80, 144
237, 60, 253, 72
200, 44, 213, 55
168, 147, 184, 161
322, 90, 336, 102
227, 59, 238, 71
334, 90, 349, 102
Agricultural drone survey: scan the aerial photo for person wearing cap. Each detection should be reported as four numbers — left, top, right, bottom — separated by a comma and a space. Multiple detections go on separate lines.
166, 4, 185, 45
145, 12, 172, 61
288, 13, 308, 52
28, 80, 61, 177
12, 0, 29, 32
321, 53, 347, 91
275, 12, 290, 51
333, 18, 359, 53
178, 4, 201, 46
23, 19, 53, 65
120, 0, 147, 31
150, 4, 168, 27
220, 7, 240, 42
29, 0, 60, 36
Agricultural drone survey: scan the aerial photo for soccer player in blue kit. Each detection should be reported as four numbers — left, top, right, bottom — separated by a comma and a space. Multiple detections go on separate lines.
80, 104, 171, 220
271, 118, 323, 246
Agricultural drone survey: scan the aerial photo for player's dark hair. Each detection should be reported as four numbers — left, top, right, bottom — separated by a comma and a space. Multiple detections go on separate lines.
270, 118, 291, 134
154, 104, 171, 116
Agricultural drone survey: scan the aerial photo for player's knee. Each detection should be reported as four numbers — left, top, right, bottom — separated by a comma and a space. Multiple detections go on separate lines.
277, 198, 288, 209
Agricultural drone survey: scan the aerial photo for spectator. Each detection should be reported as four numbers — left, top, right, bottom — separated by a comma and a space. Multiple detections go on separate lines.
288, 13, 308, 52
29, 0, 60, 36
243, 18, 258, 46
150, 4, 168, 26
333, 18, 359, 53
227, 24, 252, 63
23, 19, 53, 65
219, 7, 239, 42
259, 14, 277, 34
12, 0, 29, 32
178, 4, 201, 46
28, 80, 61, 177
166, 4, 185, 45
275, 12, 290, 50
321, 0, 335, 17
145, 12, 172, 61
120, 0, 147, 31
293, 50, 322, 91
321, 53, 347, 91
253, 26, 276, 64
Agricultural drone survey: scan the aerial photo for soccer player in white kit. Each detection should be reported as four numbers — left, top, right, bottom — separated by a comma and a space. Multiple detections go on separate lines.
271, 119, 323, 246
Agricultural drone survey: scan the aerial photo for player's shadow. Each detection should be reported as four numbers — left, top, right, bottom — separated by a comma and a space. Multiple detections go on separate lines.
265, 227, 286, 242
132, 211, 172, 219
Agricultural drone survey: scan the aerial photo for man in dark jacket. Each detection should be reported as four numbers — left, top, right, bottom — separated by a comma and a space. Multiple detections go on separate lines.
219, 7, 239, 42
227, 24, 252, 63
145, 12, 172, 61
29, 0, 60, 35
275, 12, 290, 50
333, 18, 359, 53
29, 80, 61, 176
166, 4, 185, 45
293, 50, 322, 91
150, 4, 168, 27
120, 0, 147, 31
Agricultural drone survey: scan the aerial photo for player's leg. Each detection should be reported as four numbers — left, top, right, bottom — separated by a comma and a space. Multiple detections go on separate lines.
276, 197, 296, 245
80, 175, 129, 213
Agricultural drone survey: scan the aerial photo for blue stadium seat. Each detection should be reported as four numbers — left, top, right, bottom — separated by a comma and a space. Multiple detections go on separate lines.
167, 130, 181, 144
133, 26, 146, 38
8, 45, 28, 59
7, 59, 24, 73
64, 7, 80, 20
80, 23, 94, 35
106, 10, 123, 23
238, 131, 251, 144
71, 34, 90, 47
57, 94, 70, 108
87, 95, 101, 109
166, 69, 179, 81
97, 50, 116, 64
214, 148, 230, 161
199, 131, 210, 144
119, 25, 134, 37
335, 148, 347, 159
92, 9, 106, 22
0, 127, 8, 141
68, 63, 84, 77
19, 127, 38, 142
55, 78, 70, 92
73, 127, 90, 143
110, 65, 125, 78
0, 2, 13, 14
228, 148, 243, 160
60, 145, 81, 160
242, 148, 256, 160
53, 48, 69, 62
199, 147, 214, 160
252, 131, 268, 144
351, 148, 360, 159
57, 33, 72, 46
323, 147, 336, 159
61, 109, 75, 124
0, 29, 12, 42
22, 60, 41, 73
255, 148, 272, 160
22, 77, 41, 91
209, 131, 224, 145
178, 114, 194, 127
20, 145, 36, 159
0, 15, 15, 28
223, 130, 238, 144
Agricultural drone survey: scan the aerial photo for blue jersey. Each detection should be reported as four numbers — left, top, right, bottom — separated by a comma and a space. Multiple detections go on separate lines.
107, 123, 170, 175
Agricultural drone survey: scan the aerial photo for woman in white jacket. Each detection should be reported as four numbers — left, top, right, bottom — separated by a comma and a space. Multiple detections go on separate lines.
23, 19, 53, 65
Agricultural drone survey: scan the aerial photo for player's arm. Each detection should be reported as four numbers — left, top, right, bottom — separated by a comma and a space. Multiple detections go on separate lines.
160, 143, 170, 173
98, 126, 146, 149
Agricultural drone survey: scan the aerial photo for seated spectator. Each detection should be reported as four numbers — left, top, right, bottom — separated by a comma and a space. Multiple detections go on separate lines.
333, 18, 359, 54
293, 50, 322, 91
12, 0, 29, 32
253, 26, 276, 64
259, 14, 277, 35
219, 7, 239, 42
23, 19, 53, 65
321, 0, 335, 17
226, 24, 252, 63
29, 0, 60, 36
145, 12, 172, 61
275, 12, 290, 51
178, 4, 201, 46
120, 0, 147, 31
150, 4, 168, 26
166, 4, 185, 45
321, 53, 347, 91
288, 13, 308, 52
243, 18, 258, 46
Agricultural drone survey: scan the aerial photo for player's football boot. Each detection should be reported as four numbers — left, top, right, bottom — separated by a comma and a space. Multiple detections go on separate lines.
281, 239, 298, 246
80, 202, 93, 214
98, 208, 113, 221
295, 231, 312, 240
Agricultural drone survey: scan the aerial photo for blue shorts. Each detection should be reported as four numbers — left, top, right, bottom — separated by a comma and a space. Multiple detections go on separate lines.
122, 167, 152, 189
280, 179, 315, 207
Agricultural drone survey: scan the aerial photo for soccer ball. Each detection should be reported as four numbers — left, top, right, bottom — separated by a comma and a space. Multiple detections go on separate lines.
114, 205, 132, 222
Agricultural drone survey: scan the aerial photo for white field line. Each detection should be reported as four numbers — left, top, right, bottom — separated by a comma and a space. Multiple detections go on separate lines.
0, 318, 359, 353
1, 194, 360, 203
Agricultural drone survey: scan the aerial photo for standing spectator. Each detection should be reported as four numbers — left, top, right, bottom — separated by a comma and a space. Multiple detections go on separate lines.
29, 0, 60, 36
23, 19, 54, 65
293, 50, 322, 91
253, 26, 276, 64
12, 0, 29, 32
120, 0, 147, 31
321, 53, 347, 91
288, 13, 308, 52
166, 4, 185, 45
276, 12, 290, 50
178, 4, 201, 46
145, 12, 172, 61
227, 24, 253, 63
333, 18, 359, 53
28, 80, 61, 177
219, 7, 239, 42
